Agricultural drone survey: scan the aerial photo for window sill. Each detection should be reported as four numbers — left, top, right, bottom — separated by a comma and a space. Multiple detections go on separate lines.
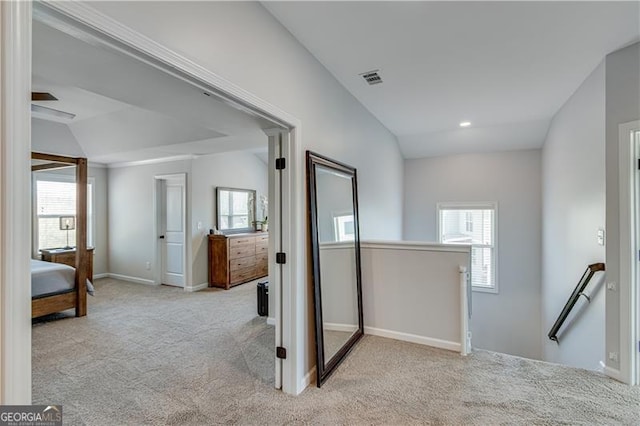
472, 285, 498, 294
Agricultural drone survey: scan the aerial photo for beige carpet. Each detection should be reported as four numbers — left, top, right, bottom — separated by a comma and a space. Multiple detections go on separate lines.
33, 278, 640, 425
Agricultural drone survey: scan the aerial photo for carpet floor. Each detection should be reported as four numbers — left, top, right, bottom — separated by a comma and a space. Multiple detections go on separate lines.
33, 278, 640, 425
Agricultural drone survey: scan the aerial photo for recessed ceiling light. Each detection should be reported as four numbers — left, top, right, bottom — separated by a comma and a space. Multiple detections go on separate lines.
459, 121, 471, 127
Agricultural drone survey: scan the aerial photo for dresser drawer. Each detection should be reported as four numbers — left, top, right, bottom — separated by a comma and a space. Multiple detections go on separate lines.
255, 244, 268, 256
255, 263, 268, 277
230, 266, 256, 285
229, 245, 256, 260
256, 253, 268, 264
257, 234, 269, 243
230, 256, 256, 272
230, 236, 256, 248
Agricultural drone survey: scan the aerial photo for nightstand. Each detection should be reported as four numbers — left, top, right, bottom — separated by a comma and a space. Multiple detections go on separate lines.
40, 247, 94, 283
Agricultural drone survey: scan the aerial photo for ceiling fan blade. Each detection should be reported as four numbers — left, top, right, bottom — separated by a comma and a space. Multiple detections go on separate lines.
31, 92, 58, 101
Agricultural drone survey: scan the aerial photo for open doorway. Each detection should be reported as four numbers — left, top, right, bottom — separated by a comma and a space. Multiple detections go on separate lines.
18, 0, 295, 412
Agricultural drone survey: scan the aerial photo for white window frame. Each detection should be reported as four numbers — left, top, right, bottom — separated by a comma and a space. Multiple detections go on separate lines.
332, 211, 355, 242
32, 172, 96, 257
437, 201, 498, 294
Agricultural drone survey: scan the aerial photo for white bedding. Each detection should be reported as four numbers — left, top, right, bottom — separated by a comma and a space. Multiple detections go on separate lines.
31, 259, 94, 299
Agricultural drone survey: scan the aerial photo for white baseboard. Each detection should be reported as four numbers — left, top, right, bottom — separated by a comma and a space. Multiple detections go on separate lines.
266, 317, 276, 326
185, 282, 208, 292
93, 273, 109, 280
603, 366, 624, 383
301, 366, 316, 390
324, 322, 358, 333
364, 326, 461, 353
108, 273, 156, 286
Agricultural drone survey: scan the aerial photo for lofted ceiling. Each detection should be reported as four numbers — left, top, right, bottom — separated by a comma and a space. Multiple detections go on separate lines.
32, 20, 274, 165
264, 1, 640, 158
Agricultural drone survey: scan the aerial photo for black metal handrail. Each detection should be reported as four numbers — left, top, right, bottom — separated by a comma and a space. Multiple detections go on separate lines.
548, 262, 605, 342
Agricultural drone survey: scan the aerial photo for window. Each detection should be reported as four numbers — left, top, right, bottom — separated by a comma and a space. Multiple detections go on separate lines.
438, 202, 497, 292
333, 213, 355, 242
33, 174, 94, 254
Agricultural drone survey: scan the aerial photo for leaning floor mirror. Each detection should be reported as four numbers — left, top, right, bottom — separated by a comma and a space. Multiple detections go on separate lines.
306, 151, 364, 387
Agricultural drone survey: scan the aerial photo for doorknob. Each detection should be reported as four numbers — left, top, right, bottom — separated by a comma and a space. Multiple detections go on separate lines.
159, 235, 165, 239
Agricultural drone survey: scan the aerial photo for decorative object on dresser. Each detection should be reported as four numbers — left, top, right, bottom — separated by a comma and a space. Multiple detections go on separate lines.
208, 233, 268, 289
41, 247, 94, 283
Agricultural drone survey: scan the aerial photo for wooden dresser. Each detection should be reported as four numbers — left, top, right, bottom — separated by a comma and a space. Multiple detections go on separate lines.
40, 247, 94, 283
208, 233, 268, 289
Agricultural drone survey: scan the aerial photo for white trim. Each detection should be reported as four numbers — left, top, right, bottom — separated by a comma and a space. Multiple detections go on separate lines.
364, 326, 462, 353
460, 266, 471, 356
185, 283, 208, 293
603, 366, 624, 383
618, 120, 640, 385
1, 0, 32, 404
267, 317, 276, 326
92, 273, 109, 280
361, 240, 471, 254
301, 366, 317, 389
107, 273, 156, 286
108, 155, 197, 169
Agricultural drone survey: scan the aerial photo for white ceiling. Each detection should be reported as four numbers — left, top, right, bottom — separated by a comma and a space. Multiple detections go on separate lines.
265, 1, 640, 158
32, 20, 273, 165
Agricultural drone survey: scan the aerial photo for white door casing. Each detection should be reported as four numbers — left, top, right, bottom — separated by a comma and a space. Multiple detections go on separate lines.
617, 120, 640, 385
160, 177, 186, 287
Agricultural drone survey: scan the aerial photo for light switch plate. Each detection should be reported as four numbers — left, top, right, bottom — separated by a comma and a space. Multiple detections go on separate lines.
597, 228, 605, 246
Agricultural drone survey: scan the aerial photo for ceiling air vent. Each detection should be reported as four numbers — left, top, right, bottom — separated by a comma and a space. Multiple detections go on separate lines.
360, 70, 383, 85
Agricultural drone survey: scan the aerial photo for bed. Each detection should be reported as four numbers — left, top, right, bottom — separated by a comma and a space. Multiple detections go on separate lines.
31, 152, 91, 318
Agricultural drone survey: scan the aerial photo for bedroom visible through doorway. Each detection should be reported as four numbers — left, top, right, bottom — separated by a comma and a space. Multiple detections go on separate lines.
26, 3, 292, 413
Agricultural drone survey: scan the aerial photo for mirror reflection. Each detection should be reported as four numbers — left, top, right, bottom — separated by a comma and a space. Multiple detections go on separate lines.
316, 165, 359, 362
216, 187, 256, 233
307, 151, 363, 387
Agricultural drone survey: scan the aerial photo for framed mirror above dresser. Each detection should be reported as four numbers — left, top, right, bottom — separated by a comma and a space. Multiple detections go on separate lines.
215, 187, 256, 234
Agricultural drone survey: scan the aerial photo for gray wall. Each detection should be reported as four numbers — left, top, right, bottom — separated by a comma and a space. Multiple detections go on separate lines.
403, 150, 542, 360
541, 62, 606, 371
605, 42, 640, 373
90, 165, 108, 276
107, 159, 191, 283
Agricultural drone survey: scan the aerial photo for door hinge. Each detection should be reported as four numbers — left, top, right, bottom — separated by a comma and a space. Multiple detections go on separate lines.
276, 252, 286, 264
276, 158, 286, 170
276, 346, 287, 359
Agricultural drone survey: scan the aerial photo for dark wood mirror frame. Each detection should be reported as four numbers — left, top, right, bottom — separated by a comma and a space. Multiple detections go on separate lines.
306, 151, 364, 387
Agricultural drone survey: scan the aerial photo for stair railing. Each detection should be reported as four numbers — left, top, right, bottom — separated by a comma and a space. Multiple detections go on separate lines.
548, 262, 605, 342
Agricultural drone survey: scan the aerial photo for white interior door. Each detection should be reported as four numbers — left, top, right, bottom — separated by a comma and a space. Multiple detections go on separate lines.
161, 177, 185, 287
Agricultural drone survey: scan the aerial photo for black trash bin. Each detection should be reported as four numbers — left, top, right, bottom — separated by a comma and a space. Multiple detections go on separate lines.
257, 281, 269, 316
